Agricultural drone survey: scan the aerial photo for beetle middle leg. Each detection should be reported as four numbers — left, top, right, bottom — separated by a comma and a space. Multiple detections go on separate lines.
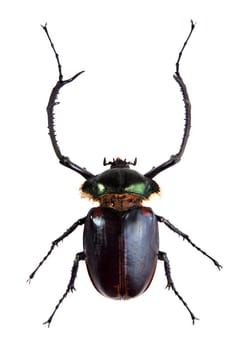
158, 251, 198, 324
43, 251, 85, 327
157, 215, 222, 270
27, 216, 86, 281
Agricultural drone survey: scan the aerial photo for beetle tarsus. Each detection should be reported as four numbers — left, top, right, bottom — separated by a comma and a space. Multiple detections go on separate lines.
144, 21, 195, 178
175, 20, 195, 75
27, 217, 86, 282
43, 251, 85, 326
159, 251, 199, 324
41, 23, 63, 81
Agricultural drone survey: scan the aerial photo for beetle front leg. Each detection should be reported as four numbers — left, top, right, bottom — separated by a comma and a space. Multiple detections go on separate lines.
41, 24, 94, 180
158, 251, 198, 324
27, 217, 86, 281
157, 215, 222, 270
43, 251, 85, 327
144, 21, 195, 178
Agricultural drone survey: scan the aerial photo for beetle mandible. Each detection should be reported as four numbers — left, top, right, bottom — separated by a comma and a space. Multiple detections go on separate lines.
28, 21, 222, 326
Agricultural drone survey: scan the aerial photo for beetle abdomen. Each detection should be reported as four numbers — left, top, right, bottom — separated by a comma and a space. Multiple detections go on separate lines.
84, 207, 159, 299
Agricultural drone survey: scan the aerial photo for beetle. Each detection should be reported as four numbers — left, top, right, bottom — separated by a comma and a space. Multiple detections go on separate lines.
28, 21, 222, 326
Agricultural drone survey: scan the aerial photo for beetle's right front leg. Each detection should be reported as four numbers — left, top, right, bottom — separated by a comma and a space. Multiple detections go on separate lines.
27, 216, 86, 281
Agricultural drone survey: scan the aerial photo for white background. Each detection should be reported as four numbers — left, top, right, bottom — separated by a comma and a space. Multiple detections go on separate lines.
1, 0, 232, 349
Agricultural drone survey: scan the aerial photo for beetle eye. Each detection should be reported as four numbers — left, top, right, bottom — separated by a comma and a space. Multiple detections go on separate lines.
124, 182, 146, 195
96, 183, 105, 195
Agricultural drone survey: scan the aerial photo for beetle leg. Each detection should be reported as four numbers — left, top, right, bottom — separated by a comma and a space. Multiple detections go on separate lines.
144, 21, 195, 179
157, 215, 222, 270
41, 24, 94, 180
158, 251, 198, 324
43, 251, 85, 327
27, 217, 86, 281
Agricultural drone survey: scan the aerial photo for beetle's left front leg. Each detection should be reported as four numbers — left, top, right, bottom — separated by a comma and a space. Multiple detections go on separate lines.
42, 24, 94, 180
157, 215, 222, 270
158, 251, 198, 324
43, 251, 86, 327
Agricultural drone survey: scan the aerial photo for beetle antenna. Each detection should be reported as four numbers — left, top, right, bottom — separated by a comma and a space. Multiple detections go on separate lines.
103, 157, 137, 168
127, 158, 137, 166
144, 21, 195, 178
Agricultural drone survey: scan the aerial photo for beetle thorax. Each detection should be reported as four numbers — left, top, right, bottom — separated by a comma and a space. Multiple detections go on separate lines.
81, 165, 160, 206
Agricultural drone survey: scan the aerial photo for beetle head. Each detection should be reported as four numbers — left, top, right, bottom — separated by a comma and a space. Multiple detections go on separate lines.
103, 157, 137, 168
81, 158, 160, 202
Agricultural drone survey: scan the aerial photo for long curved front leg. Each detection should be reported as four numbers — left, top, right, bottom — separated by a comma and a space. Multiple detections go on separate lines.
42, 24, 94, 180
145, 21, 195, 178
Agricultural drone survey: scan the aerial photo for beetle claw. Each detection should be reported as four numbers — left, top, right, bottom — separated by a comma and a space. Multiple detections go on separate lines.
43, 319, 52, 328
191, 315, 200, 325
214, 261, 223, 270
165, 283, 172, 290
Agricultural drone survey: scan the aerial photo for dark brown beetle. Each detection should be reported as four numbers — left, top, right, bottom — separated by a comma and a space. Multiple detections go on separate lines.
28, 22, 221, 326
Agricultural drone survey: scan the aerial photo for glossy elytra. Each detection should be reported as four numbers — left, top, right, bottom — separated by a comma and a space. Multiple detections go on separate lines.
28, 22, 222, 326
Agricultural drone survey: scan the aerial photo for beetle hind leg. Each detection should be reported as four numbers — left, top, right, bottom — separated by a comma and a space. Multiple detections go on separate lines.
43, 251, 85, 327
158, 251, 198, 324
